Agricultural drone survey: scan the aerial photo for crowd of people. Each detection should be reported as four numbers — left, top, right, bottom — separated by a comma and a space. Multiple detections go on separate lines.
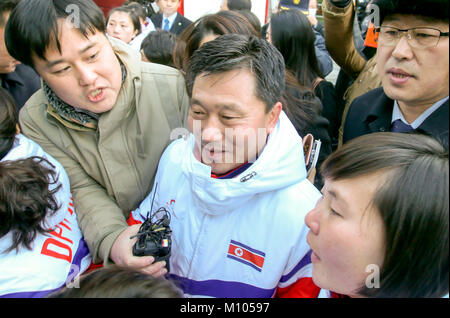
0, 0, 448, 299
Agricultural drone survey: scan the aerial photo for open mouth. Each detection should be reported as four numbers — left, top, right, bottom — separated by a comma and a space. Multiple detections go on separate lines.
389, 68, 412, 76
88, 88, 105, 102
388, 69, 413, 84
391, 73, 409, 79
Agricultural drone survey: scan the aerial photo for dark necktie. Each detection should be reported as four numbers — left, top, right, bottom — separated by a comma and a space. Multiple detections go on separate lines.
391, 119, 415, 133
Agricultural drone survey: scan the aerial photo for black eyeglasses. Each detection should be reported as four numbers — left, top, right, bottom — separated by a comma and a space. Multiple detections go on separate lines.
375, 26, 449, 49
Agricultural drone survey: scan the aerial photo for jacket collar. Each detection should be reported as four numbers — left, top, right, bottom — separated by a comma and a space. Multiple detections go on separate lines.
363, 87, 393, 134
181, 111, 308, 216
362, 88, 449, 147
415, 98, 449, 146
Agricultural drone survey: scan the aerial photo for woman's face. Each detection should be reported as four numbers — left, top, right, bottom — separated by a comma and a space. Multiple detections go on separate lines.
305, 173, 386, 297
106, 11, 138, 44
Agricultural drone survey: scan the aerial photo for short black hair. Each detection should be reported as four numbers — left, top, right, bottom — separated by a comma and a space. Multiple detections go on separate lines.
226, 0, 252, 11
372, 0, 449, 25
186, 34, 286, 112
5, 0, 106, 67
321, 132, 449, 298
0, 0, 18, 27
141, 29, 176, 67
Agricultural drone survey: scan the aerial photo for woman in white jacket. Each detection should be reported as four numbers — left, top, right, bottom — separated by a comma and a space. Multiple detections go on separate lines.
0, 88, 91, 297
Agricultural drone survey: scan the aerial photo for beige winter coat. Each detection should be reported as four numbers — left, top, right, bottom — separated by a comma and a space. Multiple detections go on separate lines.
19, 37, 190, 264
322, 0, 382, 146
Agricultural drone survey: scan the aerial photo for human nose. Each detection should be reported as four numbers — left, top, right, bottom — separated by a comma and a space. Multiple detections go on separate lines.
77, 65, 98, 86
201, 118, 223, 144
391, 34, 414, 60
305, 200, 321, 235
113, 24, 122, 34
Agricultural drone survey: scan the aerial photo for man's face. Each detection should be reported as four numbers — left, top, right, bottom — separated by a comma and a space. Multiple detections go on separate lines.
188, 69, 281, 176
160, 0, 181, 17
0, 13, 20, 74
32, 20, 122, 113
376, 14, 449, 109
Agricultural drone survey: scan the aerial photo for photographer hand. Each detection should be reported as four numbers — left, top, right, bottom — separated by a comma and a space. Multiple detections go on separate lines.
110, 224, 168, 277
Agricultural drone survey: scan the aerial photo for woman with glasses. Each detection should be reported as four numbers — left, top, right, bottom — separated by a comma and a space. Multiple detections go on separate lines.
342, 0, 449, 150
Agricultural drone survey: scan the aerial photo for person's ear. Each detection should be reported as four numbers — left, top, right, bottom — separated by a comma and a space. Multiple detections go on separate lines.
140, 50, 149, 62
266, 102, 282, 135
132, 29, 139, 39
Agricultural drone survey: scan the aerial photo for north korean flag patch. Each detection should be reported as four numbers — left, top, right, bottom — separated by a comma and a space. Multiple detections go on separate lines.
227, 240, 265, 272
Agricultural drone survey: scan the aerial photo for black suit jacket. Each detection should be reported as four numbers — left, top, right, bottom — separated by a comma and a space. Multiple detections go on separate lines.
343, 87, 449, 149
150, 12, 192, 36
0, 64, 41, 111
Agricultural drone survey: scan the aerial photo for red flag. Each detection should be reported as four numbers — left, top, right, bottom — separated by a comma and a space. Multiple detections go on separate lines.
227, 240, 265, 272
178, 0, 184, 15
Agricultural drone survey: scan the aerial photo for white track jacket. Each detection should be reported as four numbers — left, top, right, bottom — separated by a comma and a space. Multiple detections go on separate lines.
131, 112, 322, 297
0, 134, 91, 297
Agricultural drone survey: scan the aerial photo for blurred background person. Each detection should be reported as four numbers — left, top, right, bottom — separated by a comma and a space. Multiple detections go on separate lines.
268, 9, 337, 147
220, 0, 252, 11
123, 1, 156, 51
0, 0, 40, 111
322, 0, 382, 148
173, 10, 257, 73
151, 0, 192, 36
140, 29, 176, 67
106, 6, 142, 44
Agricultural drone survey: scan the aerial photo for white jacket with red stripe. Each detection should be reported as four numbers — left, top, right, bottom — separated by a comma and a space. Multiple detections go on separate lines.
131, 112, 322, 298
0, 134, 91, 297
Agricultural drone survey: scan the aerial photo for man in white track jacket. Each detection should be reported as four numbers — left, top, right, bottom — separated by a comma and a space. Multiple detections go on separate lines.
131, 34, 322, 298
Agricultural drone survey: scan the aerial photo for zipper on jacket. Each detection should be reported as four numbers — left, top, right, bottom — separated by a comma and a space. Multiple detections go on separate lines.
186, 213, 207, 277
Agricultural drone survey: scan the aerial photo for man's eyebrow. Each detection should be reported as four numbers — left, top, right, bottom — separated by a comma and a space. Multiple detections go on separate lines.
46, 43, 97, 68
190, 98, 203, 106
191, 99, 243, 112
219, 103, 243, 112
